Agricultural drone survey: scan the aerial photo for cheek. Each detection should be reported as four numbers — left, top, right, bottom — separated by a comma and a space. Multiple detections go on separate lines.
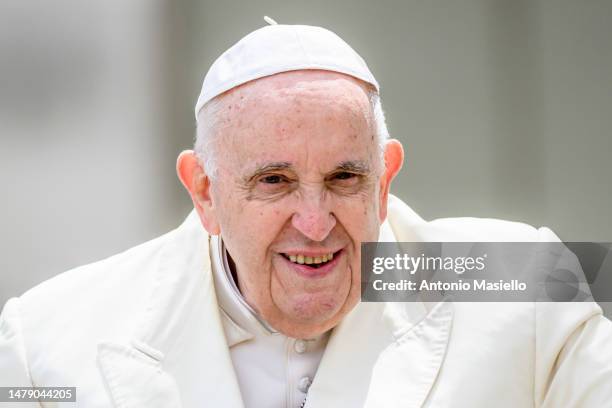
334, 194, 380, 239
224, 204, 288, 251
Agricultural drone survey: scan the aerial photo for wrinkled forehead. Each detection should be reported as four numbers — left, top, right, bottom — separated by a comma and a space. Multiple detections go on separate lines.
215, 70, 375, 136
202, 70, 381, 177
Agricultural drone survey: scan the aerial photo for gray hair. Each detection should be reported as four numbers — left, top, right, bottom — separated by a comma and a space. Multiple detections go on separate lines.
195, 88, 389, 180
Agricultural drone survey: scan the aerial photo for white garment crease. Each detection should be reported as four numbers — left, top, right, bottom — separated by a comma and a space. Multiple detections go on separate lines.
209, 235, 330, 408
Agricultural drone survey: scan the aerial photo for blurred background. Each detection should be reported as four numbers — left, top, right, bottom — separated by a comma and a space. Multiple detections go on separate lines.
1, 0, 610, 316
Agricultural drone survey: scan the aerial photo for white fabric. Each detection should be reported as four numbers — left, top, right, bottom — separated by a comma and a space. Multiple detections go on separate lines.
1, 195, 612, 407
194, 23, 379, 120
210, 234, 275, 333
209, 234, 329, 408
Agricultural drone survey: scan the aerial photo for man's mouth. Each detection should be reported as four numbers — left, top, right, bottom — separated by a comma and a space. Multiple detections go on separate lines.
281, 250, 341, 269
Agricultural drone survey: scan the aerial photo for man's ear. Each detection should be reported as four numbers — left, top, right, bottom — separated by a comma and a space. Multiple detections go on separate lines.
378, 139, 404, 221
176, 150, 221, 235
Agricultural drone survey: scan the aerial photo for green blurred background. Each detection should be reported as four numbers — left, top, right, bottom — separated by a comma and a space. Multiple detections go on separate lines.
1, 0, 611, 315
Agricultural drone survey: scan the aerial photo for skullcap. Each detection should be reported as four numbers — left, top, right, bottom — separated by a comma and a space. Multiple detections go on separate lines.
195, 19, 379, 121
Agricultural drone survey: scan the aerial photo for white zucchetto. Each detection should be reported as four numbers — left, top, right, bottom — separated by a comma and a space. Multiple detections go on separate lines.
195, 19, 379, 121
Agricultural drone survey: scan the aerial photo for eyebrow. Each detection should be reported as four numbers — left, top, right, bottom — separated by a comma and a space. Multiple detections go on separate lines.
335, 160, 371, 174
243, 159, 372, 183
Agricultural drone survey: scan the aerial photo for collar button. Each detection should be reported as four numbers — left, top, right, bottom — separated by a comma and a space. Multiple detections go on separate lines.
294, 339, 307, 353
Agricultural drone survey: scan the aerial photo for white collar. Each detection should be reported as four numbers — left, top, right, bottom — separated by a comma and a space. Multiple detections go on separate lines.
209, 235, 277, 343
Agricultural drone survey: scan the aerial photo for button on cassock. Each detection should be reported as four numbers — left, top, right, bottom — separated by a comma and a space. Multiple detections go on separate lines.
294, 339, 307, 354
298, 376, 312, 393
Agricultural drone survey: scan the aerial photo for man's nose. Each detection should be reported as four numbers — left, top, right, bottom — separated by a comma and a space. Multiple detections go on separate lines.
291, 193, 336, 242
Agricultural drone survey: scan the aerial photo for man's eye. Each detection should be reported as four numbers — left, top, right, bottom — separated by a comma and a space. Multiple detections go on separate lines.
260, 175, 284, 184
334, 172, 356, 180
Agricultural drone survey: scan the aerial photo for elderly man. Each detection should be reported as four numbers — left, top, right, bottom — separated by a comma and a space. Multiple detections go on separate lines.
1, 21, 611, 408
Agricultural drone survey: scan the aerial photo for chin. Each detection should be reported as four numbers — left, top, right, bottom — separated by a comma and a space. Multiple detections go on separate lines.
292, 291, 344, 318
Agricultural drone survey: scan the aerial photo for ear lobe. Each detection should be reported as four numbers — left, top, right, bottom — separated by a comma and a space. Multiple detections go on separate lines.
176, 150, 221, 235
378, 139, 404, 221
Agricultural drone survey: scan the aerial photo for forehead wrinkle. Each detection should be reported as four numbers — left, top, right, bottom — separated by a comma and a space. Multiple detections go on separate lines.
210, 70, 376, 138
225, 71, 372, 117
264, 84, 368, 117
217, 74, 373, 133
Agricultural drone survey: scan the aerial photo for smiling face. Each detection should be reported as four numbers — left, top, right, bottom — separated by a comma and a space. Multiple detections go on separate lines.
179, 70, 403, 338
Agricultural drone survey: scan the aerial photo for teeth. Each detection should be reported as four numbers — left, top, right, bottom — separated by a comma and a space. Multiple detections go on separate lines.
286, 252, 335, 265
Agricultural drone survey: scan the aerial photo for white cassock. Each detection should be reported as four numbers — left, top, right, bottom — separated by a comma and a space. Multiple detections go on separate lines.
1, 195, 611, 407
